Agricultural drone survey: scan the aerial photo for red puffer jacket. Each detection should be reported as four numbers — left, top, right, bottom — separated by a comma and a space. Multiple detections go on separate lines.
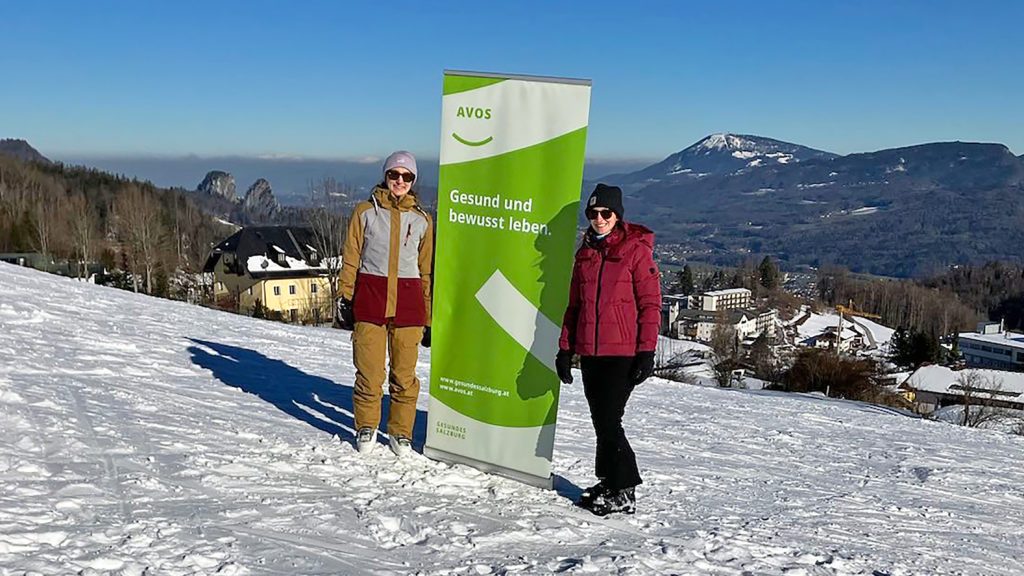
559, 222, 661, 357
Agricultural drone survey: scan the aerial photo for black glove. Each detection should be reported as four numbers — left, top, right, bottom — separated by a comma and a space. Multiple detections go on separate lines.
555, 349, 574, 384
421, 327, 431, 348
630, 351, 655, 385
336, 298, 355, 330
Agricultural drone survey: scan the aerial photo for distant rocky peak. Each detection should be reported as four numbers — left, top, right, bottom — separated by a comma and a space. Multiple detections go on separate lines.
242, 178, 280, 222
245, 178, 272, 199
0, 138, 51, 164
197, 171, 237, 202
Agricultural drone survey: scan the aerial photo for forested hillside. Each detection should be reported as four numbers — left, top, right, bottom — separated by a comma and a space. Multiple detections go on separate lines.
0, 154, 233, 297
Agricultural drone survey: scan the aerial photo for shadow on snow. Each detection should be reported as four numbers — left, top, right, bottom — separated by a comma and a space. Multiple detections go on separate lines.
186, 338, 428, 451
187, 338, 581, 501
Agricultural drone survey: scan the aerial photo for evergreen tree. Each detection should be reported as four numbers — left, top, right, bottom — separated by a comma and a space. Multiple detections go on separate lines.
891, 326, 944, 368
759, 256, 780, 290
890, 327, 910, 366
677, 264, 695, 295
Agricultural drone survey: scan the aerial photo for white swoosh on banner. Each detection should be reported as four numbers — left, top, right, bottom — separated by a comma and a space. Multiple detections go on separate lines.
475, 270, 559, 373
440, 79, 591, 165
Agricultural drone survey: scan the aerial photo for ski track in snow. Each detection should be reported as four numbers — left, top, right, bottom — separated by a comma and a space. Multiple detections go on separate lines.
2, 262, 1024, 575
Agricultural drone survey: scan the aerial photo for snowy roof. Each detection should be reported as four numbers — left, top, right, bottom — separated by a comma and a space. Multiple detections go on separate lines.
703, 288, 751, 297
905, 365, 1024, 399
676, 308, 755, 324
204, 226, 333, 276
791, 309, 894, 350
854, 317, 894, 340
246, 255, 327, 274
794, 312, 859, 341
959, 331, 1024, 352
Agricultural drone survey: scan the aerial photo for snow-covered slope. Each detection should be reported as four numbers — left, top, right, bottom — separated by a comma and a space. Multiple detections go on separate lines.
2, 263, 1023, 575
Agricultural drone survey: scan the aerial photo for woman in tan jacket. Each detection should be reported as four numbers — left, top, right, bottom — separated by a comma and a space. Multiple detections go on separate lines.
338, 151, 433, 458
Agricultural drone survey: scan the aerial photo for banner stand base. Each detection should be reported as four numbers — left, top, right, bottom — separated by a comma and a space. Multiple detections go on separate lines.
423, 446, 553, 490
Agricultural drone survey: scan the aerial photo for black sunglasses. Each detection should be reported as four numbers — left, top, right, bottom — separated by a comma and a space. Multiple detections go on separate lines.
386, 169, 415, 183
586, 208, 615, 220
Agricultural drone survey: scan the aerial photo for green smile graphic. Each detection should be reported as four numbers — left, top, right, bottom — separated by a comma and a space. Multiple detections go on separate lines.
452, 132, 494, 147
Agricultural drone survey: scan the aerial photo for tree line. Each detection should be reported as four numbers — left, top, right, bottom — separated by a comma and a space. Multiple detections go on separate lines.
922, 262, 1024, 331
816, 265, 979, 338
0, 156, 231, 300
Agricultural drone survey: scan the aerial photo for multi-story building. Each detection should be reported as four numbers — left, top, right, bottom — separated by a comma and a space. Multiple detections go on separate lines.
959, 321, 1024, 371
675, 308, 776, 343
755, 309, 778, 338
204, 226, 337, 324
661, 295, 690, 337
699, 288, 751, 312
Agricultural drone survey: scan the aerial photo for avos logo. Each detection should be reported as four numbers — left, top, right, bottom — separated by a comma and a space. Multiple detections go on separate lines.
452, 106, 494, 147
456, 106, 492, 120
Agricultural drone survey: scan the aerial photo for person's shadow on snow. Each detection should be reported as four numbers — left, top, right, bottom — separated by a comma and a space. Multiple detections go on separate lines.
186, 338, 428, 451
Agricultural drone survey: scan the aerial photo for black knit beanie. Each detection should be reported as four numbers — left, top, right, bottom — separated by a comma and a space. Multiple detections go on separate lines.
587, 183, 624, 219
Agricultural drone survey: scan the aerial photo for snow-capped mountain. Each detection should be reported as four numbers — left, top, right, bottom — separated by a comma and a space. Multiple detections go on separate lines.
609, 133, 837, 188
598, 138, 1024, 277
3, 263, 1024, 574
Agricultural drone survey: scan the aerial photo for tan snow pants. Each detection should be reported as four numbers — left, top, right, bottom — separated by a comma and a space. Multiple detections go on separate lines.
352, 321, 423, 438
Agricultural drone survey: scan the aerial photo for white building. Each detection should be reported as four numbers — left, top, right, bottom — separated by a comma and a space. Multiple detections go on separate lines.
802, 325, 864, 353
699, 288, 751, 312
789, 307, 894, 355
903, 364, 1024, 413
959, 322, 1024, 371
675, 308, 776, 343
661, 295, 690, 337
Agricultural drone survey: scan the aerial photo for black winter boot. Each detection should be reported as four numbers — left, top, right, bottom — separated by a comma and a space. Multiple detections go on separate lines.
585, 487, 636, 516
575, 481, 609, 509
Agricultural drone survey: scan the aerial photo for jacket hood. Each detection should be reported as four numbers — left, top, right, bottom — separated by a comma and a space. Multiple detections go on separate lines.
371, 185, 420, 211
622, 221, 655, 250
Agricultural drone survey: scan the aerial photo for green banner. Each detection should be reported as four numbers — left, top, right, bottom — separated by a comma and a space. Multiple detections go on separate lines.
425, 71, 592, 487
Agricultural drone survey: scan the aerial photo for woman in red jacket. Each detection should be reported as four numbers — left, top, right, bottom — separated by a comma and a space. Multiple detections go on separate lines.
557, 183, 661, 516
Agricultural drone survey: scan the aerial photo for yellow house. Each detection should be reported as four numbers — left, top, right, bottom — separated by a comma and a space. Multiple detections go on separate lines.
204, 226, 338, 324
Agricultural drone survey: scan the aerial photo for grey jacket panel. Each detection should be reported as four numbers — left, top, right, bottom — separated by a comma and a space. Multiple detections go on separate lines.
395, 210, 430, 278
357, 198, 430, 279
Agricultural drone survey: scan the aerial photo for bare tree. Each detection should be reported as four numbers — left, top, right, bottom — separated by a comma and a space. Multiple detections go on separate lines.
30, 177, 69, 261
0, 160, 41, 251
298, 282, 332, 325
114, 184, 166, 294
1012, 418, 1024, 437
654, 347, 705, 383
710, 312, 739, 387
954, 370, 1011, 428
66, 192, 102, 278
308, 177, 350, 327
169, 195, 220, 302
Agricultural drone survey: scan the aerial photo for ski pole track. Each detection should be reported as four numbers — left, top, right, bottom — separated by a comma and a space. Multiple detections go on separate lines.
67, 385, 133, 526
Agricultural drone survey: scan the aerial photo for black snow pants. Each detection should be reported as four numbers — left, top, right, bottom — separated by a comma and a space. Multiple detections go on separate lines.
580, 355, 642, 490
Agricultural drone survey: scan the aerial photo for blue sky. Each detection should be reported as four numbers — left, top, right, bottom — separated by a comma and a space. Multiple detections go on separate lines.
1, 0, 1021, 162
